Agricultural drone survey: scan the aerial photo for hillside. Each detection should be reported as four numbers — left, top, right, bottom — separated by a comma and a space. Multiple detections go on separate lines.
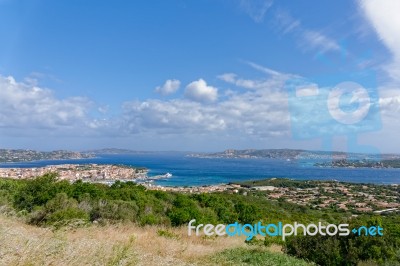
0, 214, 311, 266
0, 174, 398, 265
0, 149, 94, 163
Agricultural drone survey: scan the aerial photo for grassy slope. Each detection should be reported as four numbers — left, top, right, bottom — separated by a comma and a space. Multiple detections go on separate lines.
0, 214, 312, 266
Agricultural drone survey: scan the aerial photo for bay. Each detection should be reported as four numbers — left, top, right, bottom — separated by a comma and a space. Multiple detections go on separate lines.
0, 153, 399, 186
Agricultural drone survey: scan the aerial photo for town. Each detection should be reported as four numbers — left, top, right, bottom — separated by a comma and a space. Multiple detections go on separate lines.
0, 164, 398, 215
147, 178, 400, 214
0, 164, 147, 181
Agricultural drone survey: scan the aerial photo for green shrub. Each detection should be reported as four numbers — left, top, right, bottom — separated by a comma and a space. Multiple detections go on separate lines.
27, 193, 89, 226
46, 207, 89, 225
91, 199, 139, 222
209, 247, 312, 266
235, 201, 262, 224
13, 173, 59, 211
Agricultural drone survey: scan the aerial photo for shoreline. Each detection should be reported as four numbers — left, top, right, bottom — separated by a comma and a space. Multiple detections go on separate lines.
1, 166, 399, 214
1, 162, 400, 186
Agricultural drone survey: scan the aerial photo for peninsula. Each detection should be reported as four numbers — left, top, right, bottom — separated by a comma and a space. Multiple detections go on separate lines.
0, 149, 94, 163
0, 164, 147, 181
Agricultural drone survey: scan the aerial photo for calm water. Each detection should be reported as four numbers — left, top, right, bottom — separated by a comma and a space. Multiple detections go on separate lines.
1, 153, 399, 186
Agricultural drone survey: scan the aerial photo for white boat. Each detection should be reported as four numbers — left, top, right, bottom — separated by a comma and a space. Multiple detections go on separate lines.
151, 173, 172, 179
165, 172, 172, 178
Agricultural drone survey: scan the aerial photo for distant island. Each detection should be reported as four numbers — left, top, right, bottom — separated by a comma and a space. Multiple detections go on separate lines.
188, 149, 400, 169
0, 149, 94, 163
0, 148, 187, 163
315, 159, 400, 169
3, 147, 400, 169
85, 148, 155, 155
188, 148, 400, 160
86, 148, 189, 155
189, 149, 352, 160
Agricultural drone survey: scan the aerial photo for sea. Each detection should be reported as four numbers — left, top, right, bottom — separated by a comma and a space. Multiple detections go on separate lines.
1, 153, 399, 186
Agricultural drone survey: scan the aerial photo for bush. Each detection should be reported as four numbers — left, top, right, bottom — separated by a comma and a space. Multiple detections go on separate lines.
235, 201, 262, 224
13, 173, 59, 211
46, 207, 89, 225
91, 199, 139, 222
28, 193, 89, 226
168, 194, 201, 226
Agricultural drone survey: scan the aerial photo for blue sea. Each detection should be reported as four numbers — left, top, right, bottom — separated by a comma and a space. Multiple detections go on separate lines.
1, 153, 399, 186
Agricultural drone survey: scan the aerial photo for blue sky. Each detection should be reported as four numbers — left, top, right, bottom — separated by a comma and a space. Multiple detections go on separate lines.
1, 0, 399, 152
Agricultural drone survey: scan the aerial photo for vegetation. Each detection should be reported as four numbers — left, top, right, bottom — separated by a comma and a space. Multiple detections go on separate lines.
0, 173, 399, 265
237, 178, 318, 189
284, 215, 400, 266
208, 247, 313, 266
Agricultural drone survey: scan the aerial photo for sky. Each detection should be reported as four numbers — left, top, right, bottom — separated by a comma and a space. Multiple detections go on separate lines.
0, 0, 399, 153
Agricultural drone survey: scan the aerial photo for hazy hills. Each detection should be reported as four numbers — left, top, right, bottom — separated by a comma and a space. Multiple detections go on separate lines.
0, 149, 94, 163
188, 149, 400, 160
2, 147, 400, 163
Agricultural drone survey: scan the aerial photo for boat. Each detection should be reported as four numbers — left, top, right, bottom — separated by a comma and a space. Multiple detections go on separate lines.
150, 173, 172, 179
165, 172, 172, 178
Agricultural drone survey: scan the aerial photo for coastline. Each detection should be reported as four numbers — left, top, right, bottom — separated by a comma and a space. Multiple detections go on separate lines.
1, 163, 399, 215
2, 154, 400, 186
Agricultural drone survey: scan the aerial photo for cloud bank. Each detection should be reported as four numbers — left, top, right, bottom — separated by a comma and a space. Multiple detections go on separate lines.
359, 0, 400, 80
0, 75, 91, 130
1, 59, 400, 151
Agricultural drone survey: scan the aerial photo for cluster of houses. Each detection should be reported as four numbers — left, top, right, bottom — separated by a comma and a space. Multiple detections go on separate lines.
253, 182, 399, 213
144, 181, 399, 214
0, 164, 147, 181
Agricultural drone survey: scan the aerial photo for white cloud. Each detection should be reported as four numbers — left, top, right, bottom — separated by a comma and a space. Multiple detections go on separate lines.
240, 0, 273, 23
120, 67, 292, 138
357, 0, 400, 136
360, 0, 400, 80
246, 61, 283, 76
218, 74, 282, 90
0, 75, 91, 129
218, 62, 296, 90
302, 30, 340, 53
0, 73, 291, 141
274, 9, 300, 34
122, 88, 289, 138
155, 79, 181, 95
122, 99, 227, 134
217, 73, 237, 83
274, 9, 340, 54
378, 87, 400, 117
218, 73, 261, 89
184, 79, 218, 102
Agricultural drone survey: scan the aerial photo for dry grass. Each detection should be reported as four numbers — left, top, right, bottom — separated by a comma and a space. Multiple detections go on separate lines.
0, 215, 275, 266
